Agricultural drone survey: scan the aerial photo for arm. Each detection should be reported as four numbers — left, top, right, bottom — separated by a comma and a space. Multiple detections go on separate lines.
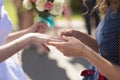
80, 32, 98, 53
5, 29, 29, 43
0, 33, 49, 62
0, 34, 31, 62
0, 22, 49, 62
6, 22, 48, 43
48, 36, 120, 80
83, 46, 120, 80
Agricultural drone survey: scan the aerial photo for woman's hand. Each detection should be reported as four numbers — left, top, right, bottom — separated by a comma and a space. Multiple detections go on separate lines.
61, 29, 99, 53
29, 33, 50, 52
61, 29, 86, 41
28, 22, 49, 33
47, 36, 85, 57
25, 22, 49, 51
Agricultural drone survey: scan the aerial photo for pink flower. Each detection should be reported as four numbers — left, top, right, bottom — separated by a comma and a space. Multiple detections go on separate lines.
45, 1, 53, 10
30, 0, 37, 3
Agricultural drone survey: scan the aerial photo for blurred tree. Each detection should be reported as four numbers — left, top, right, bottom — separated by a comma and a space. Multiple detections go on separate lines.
71, 0, 82, 14
12, 0, 34, 30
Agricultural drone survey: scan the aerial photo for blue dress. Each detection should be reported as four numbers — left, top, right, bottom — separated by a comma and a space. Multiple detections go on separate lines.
83, 7, 120, 80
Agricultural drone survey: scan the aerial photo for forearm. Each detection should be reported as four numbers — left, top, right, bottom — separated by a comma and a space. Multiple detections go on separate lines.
80, 34, 98, 53
0, 34, 31, 62
83, 46, 120, 80
6, 29, 29, 43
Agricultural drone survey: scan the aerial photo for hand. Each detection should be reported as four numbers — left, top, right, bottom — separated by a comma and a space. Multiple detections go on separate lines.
47, 36, 85, 57
61, 29, 86, 41
28, 22, 49, 33
30, 33, 50, 52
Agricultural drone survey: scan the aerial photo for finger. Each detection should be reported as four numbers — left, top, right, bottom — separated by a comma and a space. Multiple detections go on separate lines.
36, 22, 48, 32
61, 30, 74, 37
48, 38, 65, 42
62, 36, 73, 41
47, 41, 63, 47
37, 28, 46, 33
61, 31, 70, 36
39, 22, 48, 28
39, 44, 50, 52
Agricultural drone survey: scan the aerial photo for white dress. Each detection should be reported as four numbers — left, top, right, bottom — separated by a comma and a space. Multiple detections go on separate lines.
0, 0, 28, 80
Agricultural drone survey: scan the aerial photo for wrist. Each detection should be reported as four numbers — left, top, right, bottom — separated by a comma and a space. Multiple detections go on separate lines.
23, 33, 34, 44
80, 33, 87, 42
82, 45, 93, 59
81, 44, 86, 57
25, 28, 32, 33
13, 33, 33, 49
28, 33, 39, 44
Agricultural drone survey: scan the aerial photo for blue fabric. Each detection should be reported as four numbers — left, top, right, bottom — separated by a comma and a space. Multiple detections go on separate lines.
39, 16, 55, 28
83, 7, 120, 80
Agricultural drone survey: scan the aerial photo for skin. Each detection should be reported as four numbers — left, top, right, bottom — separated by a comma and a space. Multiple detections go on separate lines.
0, 22, 50, 62
61, 30, 98, 52
47, 30, 120, 80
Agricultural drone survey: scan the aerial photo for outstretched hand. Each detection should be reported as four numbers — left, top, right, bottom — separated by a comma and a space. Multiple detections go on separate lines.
47, 36, 85, 57
27, 22, 50, 52
30, 33, 51, 52
61, 29, 85, 41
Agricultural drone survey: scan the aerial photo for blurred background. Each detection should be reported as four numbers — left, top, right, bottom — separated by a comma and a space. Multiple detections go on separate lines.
4, 0, 100, 80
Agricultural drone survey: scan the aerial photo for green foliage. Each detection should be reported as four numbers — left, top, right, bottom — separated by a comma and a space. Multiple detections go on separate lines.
71, 0, 82, 14
70, 0, 85, 15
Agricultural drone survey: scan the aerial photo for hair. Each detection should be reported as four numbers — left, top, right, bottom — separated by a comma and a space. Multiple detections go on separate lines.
96, 0, 120, 14
83, 0, 120, 14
